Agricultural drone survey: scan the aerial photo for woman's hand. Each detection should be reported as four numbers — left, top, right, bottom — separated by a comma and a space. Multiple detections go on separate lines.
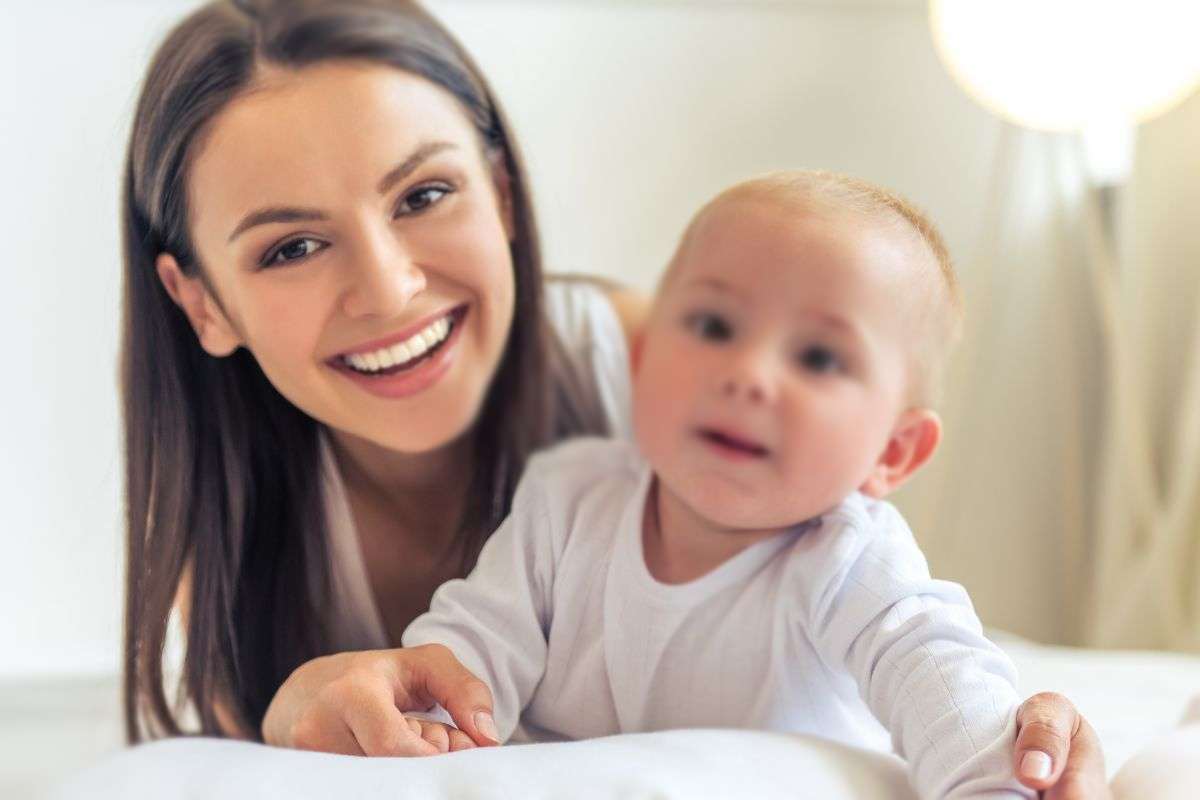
1014, 692, 1112, 799
262, 644, 499, 756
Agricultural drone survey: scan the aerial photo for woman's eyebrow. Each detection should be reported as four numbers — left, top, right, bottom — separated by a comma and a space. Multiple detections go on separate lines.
376, 140, 458, 196
226, 141, 460, 243
228, 207, 327, 242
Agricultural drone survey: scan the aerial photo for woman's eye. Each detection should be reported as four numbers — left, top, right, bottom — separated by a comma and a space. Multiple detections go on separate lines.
395, 183, 452, 216
797, 345, 842, 374
686, 312, 733, 342
262, 237, 326, 267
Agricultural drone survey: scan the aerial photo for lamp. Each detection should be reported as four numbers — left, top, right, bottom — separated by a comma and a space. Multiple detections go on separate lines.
930, 0, 1200, 185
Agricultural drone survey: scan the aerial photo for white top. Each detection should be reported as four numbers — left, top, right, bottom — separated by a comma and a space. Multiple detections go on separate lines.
319, 279, 634, 652
404, 438, 1033, 800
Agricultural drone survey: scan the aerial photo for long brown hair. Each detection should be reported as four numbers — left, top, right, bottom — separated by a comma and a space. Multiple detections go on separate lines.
122, 0, 606, 743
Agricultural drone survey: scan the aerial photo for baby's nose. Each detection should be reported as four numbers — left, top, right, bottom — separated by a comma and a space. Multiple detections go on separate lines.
719, 357, 773, 404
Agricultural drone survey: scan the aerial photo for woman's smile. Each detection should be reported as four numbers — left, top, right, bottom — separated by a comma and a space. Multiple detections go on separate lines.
328, 304, 471, 399
331, 303, 468, 375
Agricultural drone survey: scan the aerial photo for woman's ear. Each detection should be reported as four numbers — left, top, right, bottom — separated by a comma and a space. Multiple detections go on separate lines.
155, 253, 242, 357
859, 408, 942, 499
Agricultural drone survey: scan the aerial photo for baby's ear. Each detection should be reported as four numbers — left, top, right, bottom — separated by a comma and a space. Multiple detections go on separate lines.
859, 408, 942, 498
630, 332, 644, 373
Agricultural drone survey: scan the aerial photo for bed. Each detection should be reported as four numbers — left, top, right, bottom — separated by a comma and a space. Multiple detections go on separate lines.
11, 632, 1198, 799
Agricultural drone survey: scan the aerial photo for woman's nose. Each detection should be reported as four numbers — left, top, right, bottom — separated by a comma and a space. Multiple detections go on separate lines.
340, 231, 427, 318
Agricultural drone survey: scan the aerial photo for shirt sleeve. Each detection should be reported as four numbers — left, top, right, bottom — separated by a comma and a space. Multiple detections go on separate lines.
542, 277, 634, 439
402, 469, 557, 742
792, 500, 1034, 800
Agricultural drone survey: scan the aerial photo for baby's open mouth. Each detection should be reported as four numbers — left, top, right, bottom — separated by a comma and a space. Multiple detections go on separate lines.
337, 305, 466, 377
697, 428, 770, 458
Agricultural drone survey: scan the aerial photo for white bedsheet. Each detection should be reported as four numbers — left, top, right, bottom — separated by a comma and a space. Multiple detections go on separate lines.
8, 633, 1197, 799
46, 730, 916, 800
994, 631, 1199, 773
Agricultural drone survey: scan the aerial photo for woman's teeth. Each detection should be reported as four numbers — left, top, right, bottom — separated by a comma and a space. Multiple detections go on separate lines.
342, 315, 452, 374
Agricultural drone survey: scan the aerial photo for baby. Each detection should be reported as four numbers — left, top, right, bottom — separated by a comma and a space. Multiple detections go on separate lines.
402, 171, 1033, 798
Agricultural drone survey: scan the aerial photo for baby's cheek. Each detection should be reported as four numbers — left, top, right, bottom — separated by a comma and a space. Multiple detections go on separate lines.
633, 376, 686, 469
780, 410, 866, 488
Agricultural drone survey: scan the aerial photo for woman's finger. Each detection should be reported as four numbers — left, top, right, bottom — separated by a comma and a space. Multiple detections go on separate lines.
1014, 692, 1078, 789
397, 644, 499, 747
1044, 717, 1112, 800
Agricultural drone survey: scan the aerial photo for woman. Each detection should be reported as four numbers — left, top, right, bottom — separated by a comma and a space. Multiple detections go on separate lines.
122, 0, 1106, 795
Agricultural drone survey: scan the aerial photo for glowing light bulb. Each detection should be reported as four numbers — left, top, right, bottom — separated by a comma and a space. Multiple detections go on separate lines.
930, 0, 1200, 133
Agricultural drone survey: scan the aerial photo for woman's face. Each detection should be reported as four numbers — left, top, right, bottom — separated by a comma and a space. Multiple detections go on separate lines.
176, 61, 516, 454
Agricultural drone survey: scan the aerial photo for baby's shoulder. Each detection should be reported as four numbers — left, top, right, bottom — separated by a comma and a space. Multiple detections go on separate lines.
526, 436, 640, 480
514, 438, 645, 555
779, 494, 947, 636
801, 492, 915, 547
781, 493, 929, 585
520, 436, 643, 506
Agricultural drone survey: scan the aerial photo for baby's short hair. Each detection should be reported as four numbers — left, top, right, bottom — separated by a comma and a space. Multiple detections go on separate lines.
665, 170, 963, 406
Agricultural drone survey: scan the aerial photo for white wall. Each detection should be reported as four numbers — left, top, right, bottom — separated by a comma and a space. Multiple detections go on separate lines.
1, 1, 201, 677
2, 0, 1164, 677
434, 0, 998, 291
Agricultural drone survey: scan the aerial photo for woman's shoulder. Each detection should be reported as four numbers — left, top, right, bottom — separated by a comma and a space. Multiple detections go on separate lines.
544, 274, 648, 343
543, 276, 639, 438
543, 275, 627, 349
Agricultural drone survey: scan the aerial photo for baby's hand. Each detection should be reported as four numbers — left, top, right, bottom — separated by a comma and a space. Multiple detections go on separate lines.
403, 716, 478, 755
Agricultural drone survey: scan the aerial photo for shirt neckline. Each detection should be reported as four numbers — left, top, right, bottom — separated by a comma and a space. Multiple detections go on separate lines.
615, 458, 807, 608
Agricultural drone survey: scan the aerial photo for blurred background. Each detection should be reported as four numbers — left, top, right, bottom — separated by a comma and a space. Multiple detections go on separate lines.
1, 0, 1198, 792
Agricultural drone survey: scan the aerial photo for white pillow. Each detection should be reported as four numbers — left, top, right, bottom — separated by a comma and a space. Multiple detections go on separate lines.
1111, 723, 1200, 800
50, 729, 916, 800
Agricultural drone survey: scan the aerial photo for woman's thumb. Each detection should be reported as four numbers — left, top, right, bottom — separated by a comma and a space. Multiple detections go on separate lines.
403, 644, 499, 746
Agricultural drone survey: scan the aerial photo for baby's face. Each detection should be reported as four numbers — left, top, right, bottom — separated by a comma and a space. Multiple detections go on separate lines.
633, 197, 922, 531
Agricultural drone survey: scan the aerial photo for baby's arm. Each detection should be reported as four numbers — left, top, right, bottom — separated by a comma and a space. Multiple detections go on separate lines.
402, 468, 558, 744
798, 504, 1034, 799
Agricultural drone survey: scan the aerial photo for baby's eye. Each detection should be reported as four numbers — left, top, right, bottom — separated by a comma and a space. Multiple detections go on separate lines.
262, 237, 326, 268
797, 345, 842, 374
685, 311, 733, 342
395, 183, 453, 217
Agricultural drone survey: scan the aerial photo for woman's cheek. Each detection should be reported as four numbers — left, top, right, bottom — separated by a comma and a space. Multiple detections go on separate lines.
241, 282, 331, 383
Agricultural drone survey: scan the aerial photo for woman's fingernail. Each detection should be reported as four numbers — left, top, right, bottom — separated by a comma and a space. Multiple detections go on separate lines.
474, 711, 498, 743
1020, 750, 1052, 781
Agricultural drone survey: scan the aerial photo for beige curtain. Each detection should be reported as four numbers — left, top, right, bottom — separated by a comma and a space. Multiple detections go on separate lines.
897, 89, 1200, 651
897, 124, 1104, 645
1084, 90, 1200, 652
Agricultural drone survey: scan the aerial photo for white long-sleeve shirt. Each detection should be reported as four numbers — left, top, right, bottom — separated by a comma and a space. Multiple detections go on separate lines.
404, 438, 1032, 799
